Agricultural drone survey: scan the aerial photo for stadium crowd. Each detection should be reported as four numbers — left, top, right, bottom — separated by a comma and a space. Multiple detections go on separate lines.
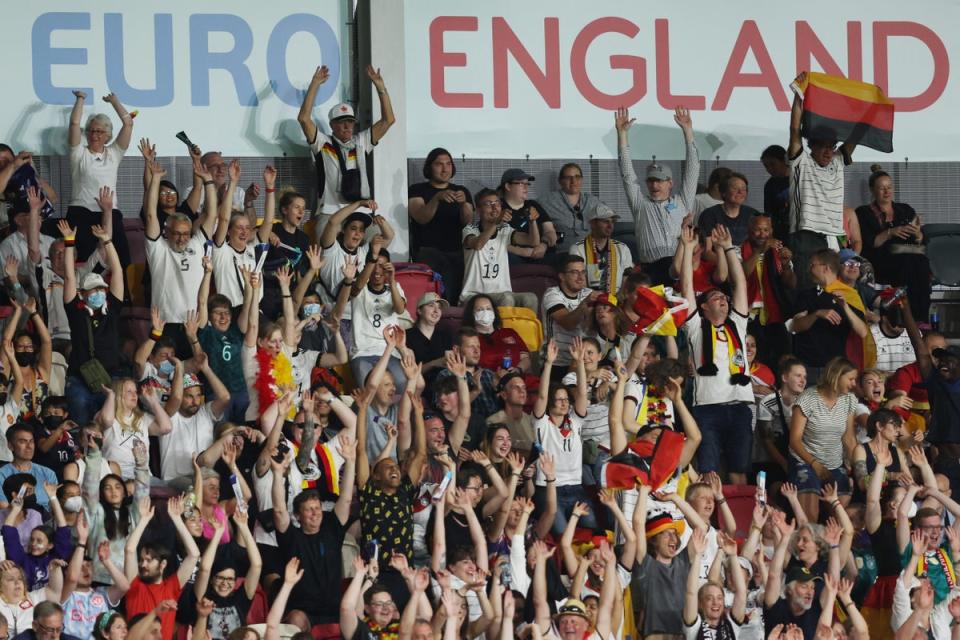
0, 59, 952, 640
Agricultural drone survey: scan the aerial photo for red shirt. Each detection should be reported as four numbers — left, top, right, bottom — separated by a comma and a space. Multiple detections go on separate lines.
888, 362, 930, 410
126, 574, 182, 640
478, 328, 529, 371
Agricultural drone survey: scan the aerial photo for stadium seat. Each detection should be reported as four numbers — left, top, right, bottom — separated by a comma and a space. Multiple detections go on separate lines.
120, 307, 152, 347
613, 221, 640, 264
124, 217, 146, 265
924, 223, 960, 286
510, 263, 558, 303
437, 304, 464, 337
498, 306, 544, 351
393, 262, 441, 322
721, 484, 757, 541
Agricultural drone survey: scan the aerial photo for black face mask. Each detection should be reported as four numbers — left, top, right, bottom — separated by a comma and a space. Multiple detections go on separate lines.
43, 415, 65, 430
15, 352, 36, 367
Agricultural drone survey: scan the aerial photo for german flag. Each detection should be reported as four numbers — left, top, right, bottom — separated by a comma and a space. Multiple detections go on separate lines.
792, 72, 894, 153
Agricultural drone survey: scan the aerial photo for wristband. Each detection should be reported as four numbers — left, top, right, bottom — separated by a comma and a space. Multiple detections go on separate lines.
103, 240, 113, 246
64, 237, 76, 248
831, 500, 841, 509
203, 180, 215, 187
266, 188, 276, 193
545, 478, 556, 483
190, 339, 199, 345
282, 294, 292, 298
512, 472, 522, 477
724, 247, 737, 253
829, 544, 840, 549
483, 464, 493, 471
76, 543, 86, 548
716, 497, 727, 505
150, 330, 163, 340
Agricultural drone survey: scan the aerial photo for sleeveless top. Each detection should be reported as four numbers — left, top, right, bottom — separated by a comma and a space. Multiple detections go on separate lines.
863, 441, 902, 475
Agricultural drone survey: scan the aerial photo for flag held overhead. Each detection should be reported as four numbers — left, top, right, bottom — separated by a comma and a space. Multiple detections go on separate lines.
791, 71, 894, 153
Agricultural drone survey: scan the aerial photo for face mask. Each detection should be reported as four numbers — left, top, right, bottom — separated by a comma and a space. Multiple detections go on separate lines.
158, 360, 175, 376
86, 290, 107, 309
43, 415, 65, 430
63, 496, 83, 513
15, 352, 35, 367
474, 309, 495, 327
302, 303, 322, 318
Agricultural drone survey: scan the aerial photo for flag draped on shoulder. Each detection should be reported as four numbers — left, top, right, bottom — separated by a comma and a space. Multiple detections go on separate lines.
791, 71, 894, 153
629, 285, 689, 336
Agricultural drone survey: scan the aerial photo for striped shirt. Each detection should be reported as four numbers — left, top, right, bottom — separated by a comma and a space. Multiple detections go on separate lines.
618, 140, 700, 263
542, 286, 591, 367
790, 388, 857, 469
789, 152, 845, 236
871, 324, 917, 374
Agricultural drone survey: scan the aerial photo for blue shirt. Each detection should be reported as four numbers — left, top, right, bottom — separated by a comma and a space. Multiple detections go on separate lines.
0, 462, 59, 506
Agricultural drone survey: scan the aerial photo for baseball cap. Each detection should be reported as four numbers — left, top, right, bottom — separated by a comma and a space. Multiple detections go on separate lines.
646, 163, 672, 181
786, 566, 823, 584
500, 168, 535, 186
182, 373, 203, 389
343, 211, 373, 229
328, 102, 356, 122
838, 249, 863, 263
554, 599, 591, 623
417, 292, 449, 309
80, 273, 109, 291
932, 345, 960, 361
586, 203, 619, 222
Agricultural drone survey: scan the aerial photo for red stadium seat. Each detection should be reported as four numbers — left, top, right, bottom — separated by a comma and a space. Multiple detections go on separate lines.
124, 217, 146, 265
721, 484, 757, 541
510, 263, 559, 304
393, 262, 441, 322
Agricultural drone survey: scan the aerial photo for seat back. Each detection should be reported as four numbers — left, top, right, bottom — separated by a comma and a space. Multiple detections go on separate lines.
924, 223, 960, 286
498, 306, 544, 351
720, 484, 757, 541
438, 305, 465, 338
393, 262, 442, 322
124, 218, 146, 265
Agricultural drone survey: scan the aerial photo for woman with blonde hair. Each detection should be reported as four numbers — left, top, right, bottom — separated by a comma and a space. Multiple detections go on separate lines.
0, 558, 63, 635
788, 357, 859, 522
97, 378, 173, 479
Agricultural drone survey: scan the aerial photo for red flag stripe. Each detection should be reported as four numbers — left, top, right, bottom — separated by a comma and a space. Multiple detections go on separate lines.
804, 85, 894, 131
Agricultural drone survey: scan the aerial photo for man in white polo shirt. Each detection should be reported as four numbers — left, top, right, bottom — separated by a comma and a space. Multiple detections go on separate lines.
541, 254, 600, 380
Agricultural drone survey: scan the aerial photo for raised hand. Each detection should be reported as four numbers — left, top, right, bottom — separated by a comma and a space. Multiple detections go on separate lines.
445, 349, 467, 378
72, 90, 87, 100
568, 336, 585, 362
3, 256, 18, 280
57, 219, 77, 239
263, 164, 277, 189
571, 501, 590, 518
506, 452, 525, 474
711, 224, 733, 250
822, 517, 842, 546
26, 186, 44, 211
275, 265, 293, 290
366, 65, 386, 90
689, 526, 707, 556
341, 255, 359, 282
719, 531, 738, 556
539, 452, 556, 480
227, 159, 241, 184
91, 224, 111, 243
673, 106, 693, 131
311, 65, 330, 86
138, 138, 156, 161
150, 306, 165, 335
819, 482, 839, 505
196, 597, 215, 618
614, 106, 635, 133
284, 557, 305, 584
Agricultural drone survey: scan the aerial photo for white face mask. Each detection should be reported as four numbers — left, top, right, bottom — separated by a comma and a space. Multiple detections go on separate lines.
63, 496, 83, 513
474, 309, 495, 327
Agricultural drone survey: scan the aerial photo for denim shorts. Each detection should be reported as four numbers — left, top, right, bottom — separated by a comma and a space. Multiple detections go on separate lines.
788, 459, 852, 496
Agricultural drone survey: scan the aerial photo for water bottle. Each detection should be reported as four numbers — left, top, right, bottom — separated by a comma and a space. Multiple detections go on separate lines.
501, 557, 513, 588
931, 311, 940, 332
502, 355, 512, 370
432, 470, 454, 504
756, 471, 767, 507
230, 474, 247, 514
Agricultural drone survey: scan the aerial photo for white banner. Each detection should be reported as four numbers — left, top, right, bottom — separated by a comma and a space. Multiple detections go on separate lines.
2, 1, 348, 156
405, 1, 958, 161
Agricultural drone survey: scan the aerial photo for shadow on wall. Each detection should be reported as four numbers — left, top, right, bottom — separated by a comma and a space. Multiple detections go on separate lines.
243, 82, 309, 158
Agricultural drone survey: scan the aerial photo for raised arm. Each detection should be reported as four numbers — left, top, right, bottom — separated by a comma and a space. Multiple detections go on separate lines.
788, 73, 806, 159
144, 162, 165, 240
569, 337, 589, 417
367, 65, 396, 144
167, 495, 202, 588
634, 485, 651, 564
534, 340, 557, 418
193, 518, 225, 600
764, 512, 796, 608
599, 489, 638, 567
712, 225, 749, 315
68, 91, 86, 147
683, 528, 707, 627
265, 559, 303, 640
679, 224, 698, 310
354, 390, 372, 488
442, 351, 472, 455
103, 93, 133, 150
664, 376, 702, 469
560, 501, 591, 577
124, 498, 156, 582
297, 66, 328, 144
334, 432, 357, 524
57, 219, 78, 304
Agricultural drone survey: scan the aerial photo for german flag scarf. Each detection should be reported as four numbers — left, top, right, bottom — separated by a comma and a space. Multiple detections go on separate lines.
601, 429, 685, 490
740, 241, 790, 324
823, 279, 875, 369
584, 237, 618, 295
697, 317, 751, 386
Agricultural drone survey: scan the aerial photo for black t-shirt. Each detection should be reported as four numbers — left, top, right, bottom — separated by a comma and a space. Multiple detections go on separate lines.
764, 596, 821, 638
792, 287, 861, 367
64, 293, 123, 375
276, 514, 347, 622
503, 199, 551, 238
265, 223, 311, 278
764, 176, 791, 240
406, 325, 453, 385
439, 412, 487, 453
32, 422, 78, 478
407, 182, 473, 255
698, 204, 759, 247
925, 372, 960, 445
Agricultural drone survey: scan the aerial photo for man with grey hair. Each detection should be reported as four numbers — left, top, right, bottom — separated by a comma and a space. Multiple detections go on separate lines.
614, 105, 699, 286
538, 162, 604, 252
144, 158, 218, 356
25, 601, 84, 640
763, 514, 828, 637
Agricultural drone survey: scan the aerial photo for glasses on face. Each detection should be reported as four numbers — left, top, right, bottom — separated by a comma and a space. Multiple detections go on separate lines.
213, 575, 236, 584
169, 230, 192, 239
86, 129, 108, 136
465, 484, 484, 493
369, 600, 394, 610
479, 200, 501, 210
844, 260, 860, 268
565, 269, 586, 277
35, 621, 63, 636
159, 190, 177, 197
